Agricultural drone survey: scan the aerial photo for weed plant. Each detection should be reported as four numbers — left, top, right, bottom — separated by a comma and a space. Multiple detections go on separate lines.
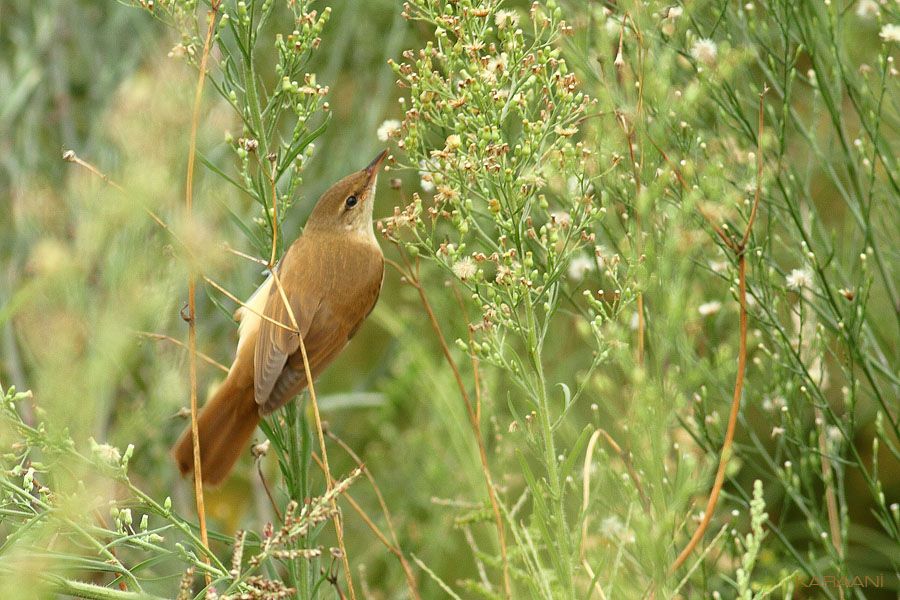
0, 0, 896, 598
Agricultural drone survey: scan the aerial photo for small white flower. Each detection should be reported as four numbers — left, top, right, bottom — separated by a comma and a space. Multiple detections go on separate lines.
495, 264, 513, 284
452, 257, 478, 281
376, 119, 401, 142
771, 426, 785, 438
495, 9, 519, 29
600, 516, 625, 538
880, 24, 900, 43
550, 211, 571, 227
594, 245, 608, 270
568, 255, 595, 282
445, 134, 462, 150
690, 38, 718, 66
855, 0, 879, 19
251, 439, 271, 458
698, 300, 722, 316
826, 426, 842, 444
762, 395, 785, 412
90, 438, 122, 465
168, 43, 187, 58
785, 268, 813, 290
486, 53, 509, 75
600, 516, 634, 544
661, 6, 682, 36
418, 160, 435, 192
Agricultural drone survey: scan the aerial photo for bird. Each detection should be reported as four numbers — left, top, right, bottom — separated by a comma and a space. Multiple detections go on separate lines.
173, 150, 387, 485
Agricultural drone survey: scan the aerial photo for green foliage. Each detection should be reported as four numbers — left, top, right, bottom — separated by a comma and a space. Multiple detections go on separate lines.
0, 0, 897, 598
150, 0, 331, 256
384, 0, 625, 594
1, 382, 366, 599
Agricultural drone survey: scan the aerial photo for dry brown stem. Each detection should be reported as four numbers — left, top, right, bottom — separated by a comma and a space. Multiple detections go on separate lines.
135, 331, 228, 373
670, 87, 768, 573
388, 249, 511, 598
62, 149, 171, 233
183, 2, 221, 583
325, 431, 422, 600
269, 264, 355, 599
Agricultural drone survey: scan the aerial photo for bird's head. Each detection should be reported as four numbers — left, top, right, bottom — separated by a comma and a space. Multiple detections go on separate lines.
306, 150, 387, 236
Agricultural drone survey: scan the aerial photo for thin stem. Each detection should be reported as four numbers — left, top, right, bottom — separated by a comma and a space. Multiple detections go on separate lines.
596, 429, 649, 512
580, 429, 609, 600
134, 331, 228, 374
62, 150, 125, 192
266, 159, 279, 269
615, 19, 646, 366
183, 1, 221, 584
222, 244, 268, 266
669, 254, 747, 573
390, 256, 512, 598
312, 445, 421, 600
449, 284, 511, 594
297, 339, 356, 599
268, 266, 357, 600
670, 86, 767, 573
326, 430, 421, 600
62, 150, 170, 233
524, 293, 574, 595
256, 459, 283, 523
815, 406, 844, 560
202, 275, 297, 333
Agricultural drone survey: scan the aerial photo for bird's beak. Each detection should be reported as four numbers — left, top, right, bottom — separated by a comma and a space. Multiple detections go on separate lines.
364, 150, 388, 183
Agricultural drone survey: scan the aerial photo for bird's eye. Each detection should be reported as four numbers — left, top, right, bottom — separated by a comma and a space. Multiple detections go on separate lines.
345, 195, 358, 209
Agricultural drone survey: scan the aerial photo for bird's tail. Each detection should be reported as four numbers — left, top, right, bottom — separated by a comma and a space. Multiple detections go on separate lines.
172, 377, 260, 486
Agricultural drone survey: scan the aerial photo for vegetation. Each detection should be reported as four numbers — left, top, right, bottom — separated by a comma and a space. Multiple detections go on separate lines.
0, 0, 897, 598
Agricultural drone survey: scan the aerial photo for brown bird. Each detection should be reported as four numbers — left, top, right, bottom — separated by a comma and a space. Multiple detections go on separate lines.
173, 151, 387, 485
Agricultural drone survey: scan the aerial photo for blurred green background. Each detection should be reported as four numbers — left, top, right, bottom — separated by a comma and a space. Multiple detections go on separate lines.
1, 0, 897, 598
0, 1, 507, 595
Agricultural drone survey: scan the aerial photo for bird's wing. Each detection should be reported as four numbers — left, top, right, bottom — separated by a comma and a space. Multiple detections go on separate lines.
253, 255, 320, 408
256, 303, 343, 414
256, 250, 384, 414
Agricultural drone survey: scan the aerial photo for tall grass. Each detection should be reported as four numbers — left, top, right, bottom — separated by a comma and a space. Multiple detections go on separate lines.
0, 0, 896, 598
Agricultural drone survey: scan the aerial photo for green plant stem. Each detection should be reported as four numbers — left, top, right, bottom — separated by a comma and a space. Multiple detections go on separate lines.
524, 295, 574, 596
286, 401, 312, 596
125, 483, 230, 575
0, 478, 143, 591
38, 575, 167, 600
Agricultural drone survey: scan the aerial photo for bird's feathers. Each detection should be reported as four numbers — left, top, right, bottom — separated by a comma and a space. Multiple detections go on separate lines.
174, 153, 386, 485
252, 259, 311, 407
231, 273, 273, 367
252, 231, 383, 414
